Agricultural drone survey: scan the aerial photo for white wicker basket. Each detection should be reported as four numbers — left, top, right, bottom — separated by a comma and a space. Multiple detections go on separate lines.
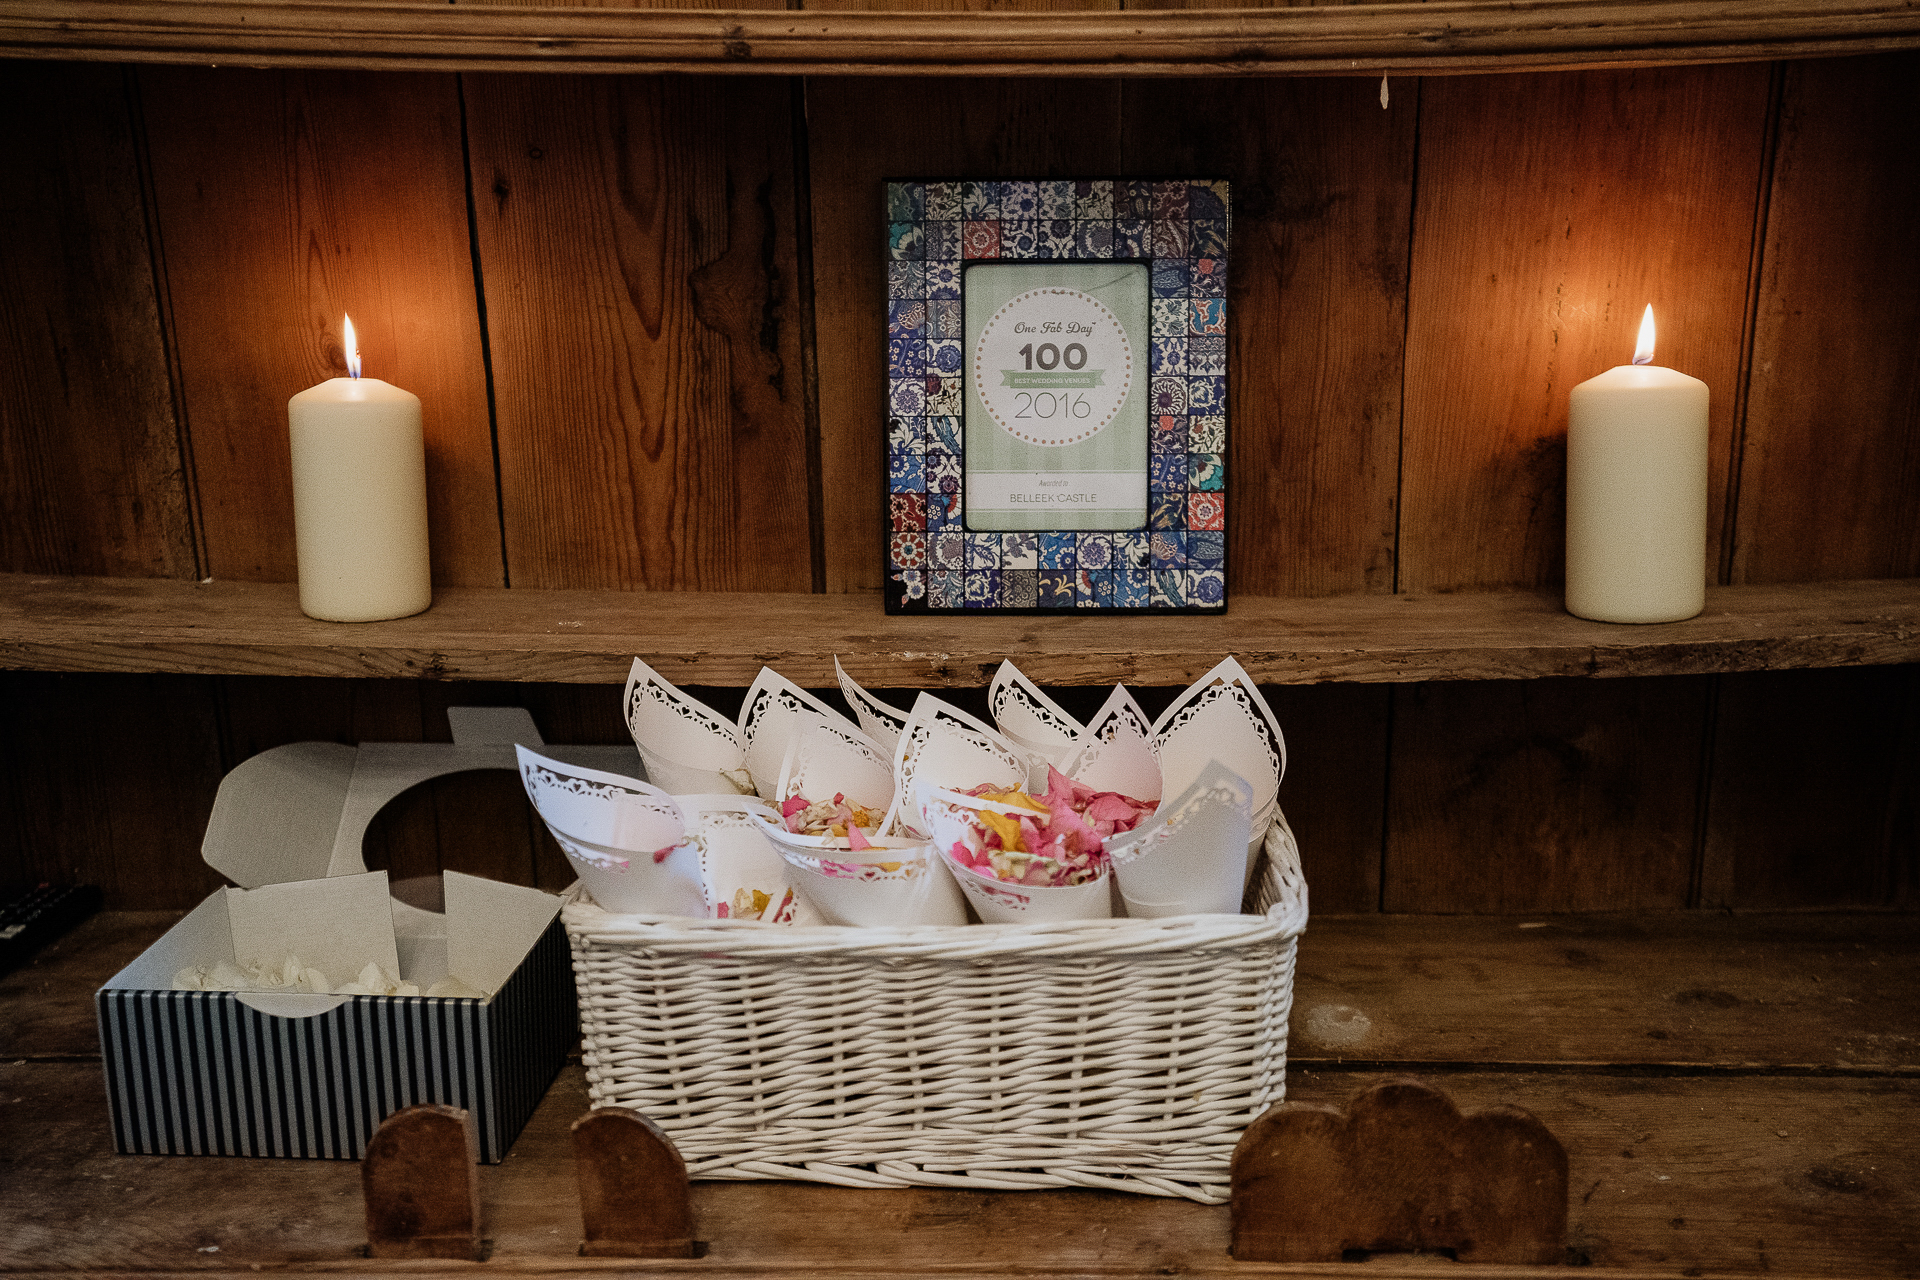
562, 811, 1307, 1204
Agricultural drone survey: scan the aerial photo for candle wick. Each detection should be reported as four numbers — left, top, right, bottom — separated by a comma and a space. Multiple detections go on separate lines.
1632, 353, 1652, 366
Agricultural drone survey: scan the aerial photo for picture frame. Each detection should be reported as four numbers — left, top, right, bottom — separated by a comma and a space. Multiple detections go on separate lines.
884, 178, 1229, 614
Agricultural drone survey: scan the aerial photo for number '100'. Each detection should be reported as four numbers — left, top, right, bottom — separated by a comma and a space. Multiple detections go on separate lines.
1017, 342, 1087, 371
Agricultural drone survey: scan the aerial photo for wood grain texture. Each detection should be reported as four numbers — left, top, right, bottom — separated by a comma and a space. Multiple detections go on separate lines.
1399, 65, 1771, 593
1289, 912, 1920, 1070
6, 1, 1920, 75
463, 73, 809, 592
4, 1059, 1919, 1276
138, 66, 501, 588
808, 0, 1116, 10
5, 572, 1917, 687
1231, 1078, 1566, 1264
1701, 665, 1919, 910
573, 1107, 694, 1257
1268, 682, 1388, 913
1123, 77, 1412, 598
0, 910, 183, 1058
0, 672, 224, 909
1383, 676, 1710, 913
20, 907, 1920, 1069
462, 0, 784, 8
363, 1104, 483, 1260
1732, 51, 1920, 584
0, 62, 196, 580
8, 913, 1919, 1273
806, 78, 1123, 594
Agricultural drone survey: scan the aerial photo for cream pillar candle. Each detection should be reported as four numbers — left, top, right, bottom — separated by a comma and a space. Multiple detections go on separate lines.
1565, 306, 1709, 624
287, 316, 431, 622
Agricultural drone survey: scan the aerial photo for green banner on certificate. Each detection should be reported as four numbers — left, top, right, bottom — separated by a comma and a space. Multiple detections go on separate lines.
964, 262, 1150, 531
999, 370, 1107, 389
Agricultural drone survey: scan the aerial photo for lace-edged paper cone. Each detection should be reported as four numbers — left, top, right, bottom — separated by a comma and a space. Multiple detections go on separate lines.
1106, 760, 1253, 917
622, 659, 747, 795
988, 659, 1086, 781
680, 796, 818, 925
739, 668, 857, 801
1064, 684, 1162, 803
1151, 657, 1287, 860
515, 746, 704, 916
767, 839, 968, 927
882, 694, 1027, 839
757, 723, 956, 924
923, 789, 1114, 924
775, 718, 896, 817
834, 656, 909, 753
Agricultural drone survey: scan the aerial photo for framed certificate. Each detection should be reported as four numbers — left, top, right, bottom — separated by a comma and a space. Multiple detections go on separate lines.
884, 179, 1229, 614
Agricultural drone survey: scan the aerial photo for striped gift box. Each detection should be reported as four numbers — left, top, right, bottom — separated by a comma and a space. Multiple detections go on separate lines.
97, 917, 573, 1163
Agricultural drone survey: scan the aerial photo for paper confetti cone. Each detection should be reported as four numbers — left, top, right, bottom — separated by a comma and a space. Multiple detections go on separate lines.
922, 788, 1114, 924
882, 693, 1028, 838
1106, 760, 1254, 917
515, 745, 705, 916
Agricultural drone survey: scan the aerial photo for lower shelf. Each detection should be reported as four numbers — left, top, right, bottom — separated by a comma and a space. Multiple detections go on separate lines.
3, 572, 1916, 687
3, 911, 1916, 1277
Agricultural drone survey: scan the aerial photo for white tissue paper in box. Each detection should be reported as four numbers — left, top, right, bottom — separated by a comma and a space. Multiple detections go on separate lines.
224, 870, 402, 987
516, 745, 705, 917
1106, 760, 1254, 917
834, 655, 909, 752
922, 787, 1114, 924
882, 693, 1027, 838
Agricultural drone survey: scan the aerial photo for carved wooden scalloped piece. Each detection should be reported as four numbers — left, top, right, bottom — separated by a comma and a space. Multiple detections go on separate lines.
1231, 1076, 1567, 1265
573, 1107, 695, 1258
362, 1103, 483, 1261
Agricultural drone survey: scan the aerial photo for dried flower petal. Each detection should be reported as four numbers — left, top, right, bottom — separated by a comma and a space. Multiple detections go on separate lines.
946, 775, 1154, 887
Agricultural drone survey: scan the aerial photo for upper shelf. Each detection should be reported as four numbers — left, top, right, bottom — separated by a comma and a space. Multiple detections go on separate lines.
2, 571, 1914, 687
3, 0, 1918, 76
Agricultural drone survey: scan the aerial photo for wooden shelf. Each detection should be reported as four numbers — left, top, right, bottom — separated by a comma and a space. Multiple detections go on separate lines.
5, 909, 1917, 1277
2, 0, 1919, 77
1, 571, 1914, 687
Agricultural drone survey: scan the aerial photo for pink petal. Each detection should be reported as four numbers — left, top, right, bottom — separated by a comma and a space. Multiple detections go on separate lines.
1086, 793, 1140, 825
847, 822, 872, 851
1044, 765, 1096, 809
1045, 792, 1098, 854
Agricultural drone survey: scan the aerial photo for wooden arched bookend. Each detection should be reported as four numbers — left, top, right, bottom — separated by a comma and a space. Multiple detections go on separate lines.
573, 1107, 696, 1258
1230, 1077, 1567, 1265
362, 1103, 483, 1261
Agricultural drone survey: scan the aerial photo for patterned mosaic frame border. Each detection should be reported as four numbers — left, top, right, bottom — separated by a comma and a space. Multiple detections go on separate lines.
883, 178, 1229, 615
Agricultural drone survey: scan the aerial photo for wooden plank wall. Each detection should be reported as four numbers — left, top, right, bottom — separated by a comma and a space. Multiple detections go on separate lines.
1, 55, 1916, 914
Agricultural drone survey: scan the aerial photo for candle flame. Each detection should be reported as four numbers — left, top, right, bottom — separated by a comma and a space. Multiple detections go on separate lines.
343, 314, 362, 379
1632, 304, 1656, 366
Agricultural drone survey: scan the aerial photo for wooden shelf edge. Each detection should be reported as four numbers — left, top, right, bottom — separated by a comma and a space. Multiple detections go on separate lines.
1, 0, 1918, 76
1, 572, 1914, 686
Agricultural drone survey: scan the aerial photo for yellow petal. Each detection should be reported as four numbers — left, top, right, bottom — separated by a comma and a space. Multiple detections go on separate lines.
977, 808, 1026, 852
